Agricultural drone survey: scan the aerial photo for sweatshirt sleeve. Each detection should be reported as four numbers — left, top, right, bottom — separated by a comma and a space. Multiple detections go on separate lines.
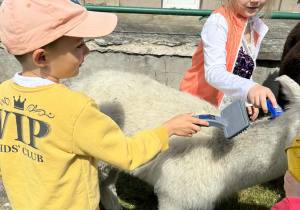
201, 13, 257, 103
72, 101, 169, 171
271, 197, 300, 210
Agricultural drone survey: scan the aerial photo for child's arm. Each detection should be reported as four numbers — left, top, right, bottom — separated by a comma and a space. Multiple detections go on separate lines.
73, 102, 209, 171
201, 14, 278, 112
284, 170, 300, 197
162, 112, 209, 137
247, 84, 278, 113
201, 14, 258, 102
271, 170, 300, 210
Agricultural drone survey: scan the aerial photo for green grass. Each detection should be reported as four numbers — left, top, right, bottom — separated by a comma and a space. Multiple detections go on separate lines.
215, 178, 285, 210
100, 172, 285, 210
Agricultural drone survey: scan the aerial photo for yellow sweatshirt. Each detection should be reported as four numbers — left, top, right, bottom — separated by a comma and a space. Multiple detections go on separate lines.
0, 79, 169, 210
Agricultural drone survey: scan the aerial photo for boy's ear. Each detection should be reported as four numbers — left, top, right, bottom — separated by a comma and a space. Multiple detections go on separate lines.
32, 49, 48, 67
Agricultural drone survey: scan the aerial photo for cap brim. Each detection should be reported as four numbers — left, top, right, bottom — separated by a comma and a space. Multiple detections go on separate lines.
65, 11, 117, 38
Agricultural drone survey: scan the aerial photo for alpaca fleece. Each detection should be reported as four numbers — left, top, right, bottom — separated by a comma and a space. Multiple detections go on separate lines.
68, 71, 298, 210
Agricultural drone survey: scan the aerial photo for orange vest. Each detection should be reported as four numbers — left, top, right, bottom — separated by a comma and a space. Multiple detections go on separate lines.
180, 6, 260, 107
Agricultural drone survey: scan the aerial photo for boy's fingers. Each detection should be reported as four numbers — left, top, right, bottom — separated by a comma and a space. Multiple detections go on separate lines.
191, 124, 202, 132
195, 119, 209, 126
189, 113, 209, 126
188, 112, 195, 117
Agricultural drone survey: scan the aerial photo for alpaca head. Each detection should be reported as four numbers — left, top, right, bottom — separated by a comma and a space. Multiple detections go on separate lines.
275, 75, 300, 143
276, 75, 300, 108
278, 22, 300, 109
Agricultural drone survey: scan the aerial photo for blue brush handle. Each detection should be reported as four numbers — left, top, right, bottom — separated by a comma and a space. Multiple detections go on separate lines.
193, 114, 227, 129
266, 100, 283, 119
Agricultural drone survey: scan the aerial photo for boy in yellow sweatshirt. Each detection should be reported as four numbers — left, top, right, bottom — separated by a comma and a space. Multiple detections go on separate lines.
0, 0, 208, 209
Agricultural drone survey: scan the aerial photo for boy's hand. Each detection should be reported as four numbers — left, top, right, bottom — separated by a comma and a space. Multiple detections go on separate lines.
162, 113, 209, 137
247, 84, 277, 113
247, 106, 259, 121
284, 170, 300, 197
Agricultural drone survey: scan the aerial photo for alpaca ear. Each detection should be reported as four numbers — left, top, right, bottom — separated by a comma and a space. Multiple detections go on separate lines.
276, 75, 300, 104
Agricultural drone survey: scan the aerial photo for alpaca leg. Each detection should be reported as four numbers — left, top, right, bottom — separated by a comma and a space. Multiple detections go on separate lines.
157, 193, 184, 210
98, 161, 122, 210
157, 191, 215, 210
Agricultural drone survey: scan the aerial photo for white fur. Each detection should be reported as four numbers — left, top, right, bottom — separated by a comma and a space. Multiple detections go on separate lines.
67, 71, 299, 210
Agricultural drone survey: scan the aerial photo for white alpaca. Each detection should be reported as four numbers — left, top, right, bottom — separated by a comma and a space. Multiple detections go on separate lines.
67, 71, 299, 210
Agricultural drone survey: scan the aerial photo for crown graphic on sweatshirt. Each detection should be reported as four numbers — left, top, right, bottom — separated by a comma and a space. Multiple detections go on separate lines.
13, 96, 26, 110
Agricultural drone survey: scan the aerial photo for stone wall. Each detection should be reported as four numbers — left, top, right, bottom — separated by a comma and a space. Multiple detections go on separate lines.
0, 12, 298, 96
79, 0, 300, 12
0, 0, 299, 95
0, 0, 300, 12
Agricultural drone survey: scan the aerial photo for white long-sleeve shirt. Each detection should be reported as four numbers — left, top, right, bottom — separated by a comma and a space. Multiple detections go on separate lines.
201, 13, 268, 108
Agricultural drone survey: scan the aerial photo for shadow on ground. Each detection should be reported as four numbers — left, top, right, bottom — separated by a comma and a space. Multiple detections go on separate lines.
103, 172, 285, 210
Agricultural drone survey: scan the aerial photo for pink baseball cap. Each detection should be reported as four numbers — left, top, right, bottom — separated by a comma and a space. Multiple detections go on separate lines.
0, 0, 118, 55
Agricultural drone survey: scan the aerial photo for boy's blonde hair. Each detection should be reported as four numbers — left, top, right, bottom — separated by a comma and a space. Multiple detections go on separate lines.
14, 37, 63, 63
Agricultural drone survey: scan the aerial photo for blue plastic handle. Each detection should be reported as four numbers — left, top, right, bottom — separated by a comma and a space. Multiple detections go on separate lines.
193, 114, 227, 129
266, 100, 283, 119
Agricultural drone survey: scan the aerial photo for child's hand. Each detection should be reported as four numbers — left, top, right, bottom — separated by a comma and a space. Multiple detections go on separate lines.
162, 113, 209, 137
247, 84, 277, 113
247, 106, 259, 121
284, 170, 300, 197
